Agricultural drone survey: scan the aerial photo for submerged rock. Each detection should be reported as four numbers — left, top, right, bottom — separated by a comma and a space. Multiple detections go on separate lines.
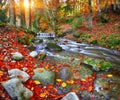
61, 92, 79, 100
2, 78, 33, 100
12, 52, 23, 60
59, 67, 71, 81
8, 68, 30, 82
46, 42, 62, 51
32, 68, 55, 85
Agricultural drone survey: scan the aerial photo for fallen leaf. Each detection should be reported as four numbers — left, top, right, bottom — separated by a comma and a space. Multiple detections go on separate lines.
0, 71, 3, 76
38, 69, 43, 73
39, 92, 47, 98
34, 80, 41, 85
61, 82, 67, 87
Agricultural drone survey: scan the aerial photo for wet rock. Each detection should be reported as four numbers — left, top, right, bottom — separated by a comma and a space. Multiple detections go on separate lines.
46, 42, 62, 51
2, 78, 33, 100
12, 52, 24, 60
8, 68, 30, 82
61, 92, 79, 100
82, 94, 91, 100
32, 68, 55, 85
29, 51, 38, 58
59, 67, 71, 81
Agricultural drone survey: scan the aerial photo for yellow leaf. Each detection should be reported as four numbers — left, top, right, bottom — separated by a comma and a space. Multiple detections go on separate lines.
39, 93, 46, 98
56, 79, 62, 82
61, 82, 67, 87
81, 79, 86, 81
107, 74, 113, 78
34, 80, 41, 85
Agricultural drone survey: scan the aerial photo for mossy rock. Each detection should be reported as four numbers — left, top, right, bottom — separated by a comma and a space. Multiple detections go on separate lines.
73, 31, 84, 38
32, 68, 55, 85
84, 57, 111, 71
46, 42, 62, 51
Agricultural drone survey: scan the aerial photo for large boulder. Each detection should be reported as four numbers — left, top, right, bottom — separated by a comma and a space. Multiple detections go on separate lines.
61, 92, 79, 100
32, 68, 55, 85
8, 68, 30, 82
2, 78, 33, 100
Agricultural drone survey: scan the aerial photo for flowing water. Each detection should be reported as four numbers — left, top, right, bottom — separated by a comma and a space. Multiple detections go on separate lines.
35, 36, 120, 99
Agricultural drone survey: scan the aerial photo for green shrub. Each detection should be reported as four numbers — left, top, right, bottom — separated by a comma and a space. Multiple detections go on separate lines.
116, 25, 120, 29
100, 14, 109, 23
0, 8, 8, 23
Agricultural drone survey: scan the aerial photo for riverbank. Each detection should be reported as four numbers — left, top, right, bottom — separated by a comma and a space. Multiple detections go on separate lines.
62, 11, 120, 51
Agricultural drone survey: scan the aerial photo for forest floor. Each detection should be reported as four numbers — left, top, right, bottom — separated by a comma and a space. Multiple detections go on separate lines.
63, 11, 120, 50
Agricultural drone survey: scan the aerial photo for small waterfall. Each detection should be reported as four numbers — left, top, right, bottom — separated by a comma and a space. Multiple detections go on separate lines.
36, 32, 55, 38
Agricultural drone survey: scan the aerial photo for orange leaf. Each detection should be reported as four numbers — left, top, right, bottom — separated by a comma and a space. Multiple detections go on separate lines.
88, 85, 93, 92
39, 92, 47, 98
38, 69, 43, 73
17, 75, 23, 79
0, 71, 3, 76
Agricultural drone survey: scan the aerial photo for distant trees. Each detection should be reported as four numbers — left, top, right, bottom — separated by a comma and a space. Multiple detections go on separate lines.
20, 0, 26, 28
98, 0, 101, 16
113, 0, 117, 11
118, 0, 120, 9
9, 0, 16, 26
0, 0, 8, 23
88, 0, 92, 30
28, 0, 32, 28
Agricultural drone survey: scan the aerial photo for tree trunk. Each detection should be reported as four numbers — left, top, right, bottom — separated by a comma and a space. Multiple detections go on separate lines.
98, 0, 101, 16
88, 0, 92, 30
118, 0, 120, 9
9, 0, 16, 26
28, 0, 32, 28
20, 0, 26, 28
113, 0, 117, 11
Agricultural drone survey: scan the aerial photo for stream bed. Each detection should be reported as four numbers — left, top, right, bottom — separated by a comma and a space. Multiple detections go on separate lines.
35, 37, 120, 99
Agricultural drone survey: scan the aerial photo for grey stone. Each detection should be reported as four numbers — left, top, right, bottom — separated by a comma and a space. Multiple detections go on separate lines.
32, 68, 55, 85
12, 52, 24, 60
29, 51, 38, 58
61, 92, 79, 100
2, 78, 33, 100
8, 68, 30, 82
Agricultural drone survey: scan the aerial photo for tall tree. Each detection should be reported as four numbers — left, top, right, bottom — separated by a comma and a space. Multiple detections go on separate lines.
20, 0, 26, 27
113, 0, 117, 11
118, 0, 120, 9
88, 0, 92, 30
9, 0, 16, 26
98, 0, 101, 16
28, 0, 32, 28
